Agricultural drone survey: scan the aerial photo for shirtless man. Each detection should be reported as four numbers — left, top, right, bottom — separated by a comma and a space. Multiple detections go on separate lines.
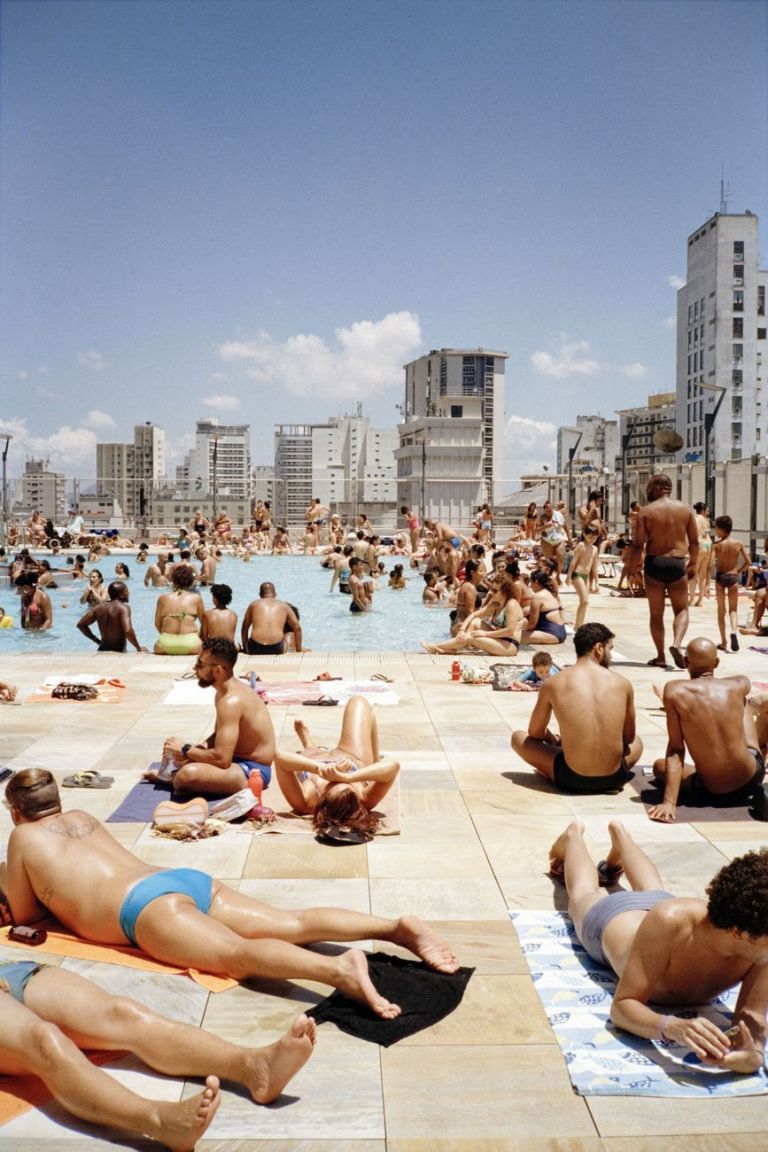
628, 474, 698, 668
201, 583, 238, 643
648, 637, 765, 822
241, 582, 302, 655
4, 768, 459, 1020
711, 515, 750, 653
511, 622, 643, 794
196, 546, 218, 586
548, 819, 768, 1072
450, 559, 482, 635
0, 958, 317, 1151
349, 557, 371, 613
144, 552, 170, 588
77, 581, 147, 653
148, 637, 274, 799
423, 520, 463, 581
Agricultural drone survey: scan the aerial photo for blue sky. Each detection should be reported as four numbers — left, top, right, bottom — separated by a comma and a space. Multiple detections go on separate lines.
1, 0, 766, 489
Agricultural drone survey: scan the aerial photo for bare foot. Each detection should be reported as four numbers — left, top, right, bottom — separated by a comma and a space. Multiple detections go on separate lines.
293, 718, 311, 749
248, 1014, 317, 1104
336, 948, 401, 1018
394, 915, 459, 973
159, 1074, 221, 1152
420, 641, 438, 653
548, 818, 585, 879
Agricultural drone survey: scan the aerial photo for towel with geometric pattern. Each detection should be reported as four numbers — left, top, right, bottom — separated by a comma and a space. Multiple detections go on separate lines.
510, 909, 768, 1096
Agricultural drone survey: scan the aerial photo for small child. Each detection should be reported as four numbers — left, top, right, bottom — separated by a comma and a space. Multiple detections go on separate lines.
512, 651, 559, 691
389, 564, 406, 589
712, 515, 750, 652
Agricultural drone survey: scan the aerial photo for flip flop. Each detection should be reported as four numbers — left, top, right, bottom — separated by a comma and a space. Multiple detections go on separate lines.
646, 657, 669, 668
303, 695, 339, 706
597, 859, 624, 887
62, 770, 115, 789
669, 646, 685, 669
371, 672, 394, 682
153, 797, 208, 828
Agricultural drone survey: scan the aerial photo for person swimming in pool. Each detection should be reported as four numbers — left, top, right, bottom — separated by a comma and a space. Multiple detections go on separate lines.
547, 818, 768, 1073
4, 768, 459, 1020
153, 563, 204, 656
274, 695, 400, 839
147, 637, 274, 800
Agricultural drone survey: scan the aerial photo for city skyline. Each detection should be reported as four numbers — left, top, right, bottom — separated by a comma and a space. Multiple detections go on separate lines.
1, 0, 766, 486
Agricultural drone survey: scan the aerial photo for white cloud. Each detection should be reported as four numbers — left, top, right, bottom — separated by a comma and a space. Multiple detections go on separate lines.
202, 394, 241, 411
530, 340, 601, 379
667, 275, 686, 290
620, 362, 648, 379
0, 417, 98, 476
15, 370, 29, 380
662, 314, 677, 331
218, 311, 422, 399
504, 414, 557, 483
83, 409, 117, 430
77, 348, 106, 372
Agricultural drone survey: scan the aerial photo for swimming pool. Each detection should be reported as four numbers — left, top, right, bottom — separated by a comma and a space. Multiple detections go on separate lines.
0, 555, 452, 654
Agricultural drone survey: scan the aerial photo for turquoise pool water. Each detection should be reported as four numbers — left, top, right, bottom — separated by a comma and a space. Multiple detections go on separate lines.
0, 555, 451, 654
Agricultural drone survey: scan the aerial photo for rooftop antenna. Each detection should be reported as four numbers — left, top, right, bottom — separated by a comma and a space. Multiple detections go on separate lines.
719, 166, 732, 215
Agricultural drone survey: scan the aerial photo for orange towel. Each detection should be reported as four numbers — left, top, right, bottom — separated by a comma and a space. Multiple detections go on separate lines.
0, 1051, 125, 1126
0, 926, 237, 992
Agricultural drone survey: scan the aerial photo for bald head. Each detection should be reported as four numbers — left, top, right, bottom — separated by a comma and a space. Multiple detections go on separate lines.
685, 636, 719, 675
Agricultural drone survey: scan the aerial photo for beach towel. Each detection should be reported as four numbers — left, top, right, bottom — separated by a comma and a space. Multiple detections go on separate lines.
26, 677, 126, 704
629, 771, 756, 823
106, 775, 176, 822
510, 909, 768, 1097
163, 678, 399, 707
0, 1051, 125, 1127
0, 925, 236, 993
308, 952, 474, 1046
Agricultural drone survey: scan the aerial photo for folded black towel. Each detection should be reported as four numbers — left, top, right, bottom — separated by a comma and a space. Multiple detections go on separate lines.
308, 951, 474, 1046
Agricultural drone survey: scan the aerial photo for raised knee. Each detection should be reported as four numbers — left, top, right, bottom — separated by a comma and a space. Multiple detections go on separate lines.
103, 995, 153, 1032
511, 730, 526, 752
29, 1020, 72, 1072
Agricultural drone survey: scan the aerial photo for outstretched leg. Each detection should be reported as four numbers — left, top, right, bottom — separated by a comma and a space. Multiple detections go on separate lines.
25, 967, 316, 1106
547, 820, 604, 940
0, 986, 220, 1151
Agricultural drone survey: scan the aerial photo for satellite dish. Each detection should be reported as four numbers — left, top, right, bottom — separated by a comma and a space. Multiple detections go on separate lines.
654, 427, 684, 453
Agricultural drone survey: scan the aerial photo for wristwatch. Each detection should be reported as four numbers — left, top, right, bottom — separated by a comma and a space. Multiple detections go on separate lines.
181, 743, 192, 759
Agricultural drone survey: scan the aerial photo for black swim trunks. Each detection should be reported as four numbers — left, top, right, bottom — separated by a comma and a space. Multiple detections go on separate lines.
715, 572, 740, 589
644, 555, 687, 585
686, 747, 765, 807
553, 752, 631, 795
246, 639, 286, 655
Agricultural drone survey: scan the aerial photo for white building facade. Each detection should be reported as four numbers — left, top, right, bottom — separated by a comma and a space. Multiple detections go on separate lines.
396, 348, 507, 526
676, 211, 767, 463
177, 420, 251, 501
96, 422, 166, 524
556, 414, 619, 475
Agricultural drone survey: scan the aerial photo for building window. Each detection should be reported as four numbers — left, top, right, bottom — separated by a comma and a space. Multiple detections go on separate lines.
734, 264, 744, 283
759, 329, 767, 341
694, 300, 699, 319
734, 240, 744, 258
759, 287, 766, 316
733, 291, 744, 312
733, 318, 743, 338
450, 405, 463, 418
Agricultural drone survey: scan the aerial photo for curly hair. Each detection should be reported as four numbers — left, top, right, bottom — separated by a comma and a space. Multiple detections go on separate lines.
210, 583, 232, 607
171, 563, 196, 590
312, 785, 380, 840
706, 849, 768, 938
202, 636, 238, 668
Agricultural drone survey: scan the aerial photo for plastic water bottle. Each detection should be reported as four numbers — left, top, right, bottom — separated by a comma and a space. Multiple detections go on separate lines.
249, 671, 257, 690
451, 660, 461, 681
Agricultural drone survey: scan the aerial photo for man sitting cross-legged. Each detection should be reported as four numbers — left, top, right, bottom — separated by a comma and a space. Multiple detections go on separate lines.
548, 819, 768, 1071
4, 769, 458, 1020
511, 622, 643, 794
0, 958, 317, 1151
648, 636, 767, 822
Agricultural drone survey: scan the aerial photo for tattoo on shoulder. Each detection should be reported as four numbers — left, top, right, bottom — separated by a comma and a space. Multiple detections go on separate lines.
47, 817, 97, 839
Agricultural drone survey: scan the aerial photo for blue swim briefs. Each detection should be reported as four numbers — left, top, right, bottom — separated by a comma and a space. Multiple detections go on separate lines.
119, 868, 213, 947
580, 889, 674, 968
0, 961, 45, 1003
233, 756, 272, 788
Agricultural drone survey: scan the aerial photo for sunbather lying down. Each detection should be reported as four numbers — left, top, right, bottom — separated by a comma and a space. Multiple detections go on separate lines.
0, 957, 316, 1150
3, 767, 454, 1022
275, 694, 400, 840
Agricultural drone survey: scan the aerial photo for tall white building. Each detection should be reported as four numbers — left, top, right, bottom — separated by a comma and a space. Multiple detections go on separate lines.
556, 414, 619, 474
273, 413, 397, 525
396, 348, 507, 524
21, 458, 67, 522
96, 422, 166, 524
177, 420, 251, 501
676, 211, 767, 463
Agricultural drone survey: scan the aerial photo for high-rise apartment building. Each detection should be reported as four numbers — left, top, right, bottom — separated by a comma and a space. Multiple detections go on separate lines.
273, 413, 397, 525
556, 414, 619, 474
96, 422, 166, 524
615, 392, 678, 470
21, 458, 67, 522
676, 211, 767, 463
177, 420, 251, 501
396, 348, 507, 524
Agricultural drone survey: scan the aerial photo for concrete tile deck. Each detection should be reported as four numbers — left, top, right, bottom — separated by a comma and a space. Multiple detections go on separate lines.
1, 589, 767, 1147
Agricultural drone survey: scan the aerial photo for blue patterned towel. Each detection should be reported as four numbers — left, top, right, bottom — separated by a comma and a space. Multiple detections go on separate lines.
510, 909, 768, 1097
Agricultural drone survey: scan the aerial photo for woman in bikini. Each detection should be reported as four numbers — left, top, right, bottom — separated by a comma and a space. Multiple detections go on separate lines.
79, 568, 109, 606
153, 564, 205, 655
522, 569, 567, 645
274, 696, 400, 839
524, 502, 539, 541
421, 576, 524, 656
568, 528, 599, 630
689, 501, 713, 607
